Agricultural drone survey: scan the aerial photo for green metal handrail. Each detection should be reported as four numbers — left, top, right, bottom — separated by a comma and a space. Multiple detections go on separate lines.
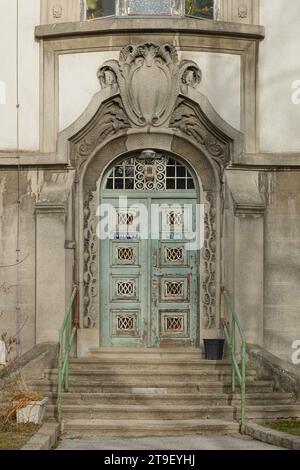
222, 290, 247, 431
56, 287, 78, 422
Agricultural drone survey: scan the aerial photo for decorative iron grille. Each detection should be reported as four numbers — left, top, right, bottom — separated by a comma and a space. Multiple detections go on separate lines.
118, 211, 135, 226
165, 281, 184, 297
116, 280, 136, 297
117, 246, 135, 264
117, 315, 135, 331
165, 247, 184, 262
166, 210, 183, 226
105, 154, 195, 191
166, 316, 184, 331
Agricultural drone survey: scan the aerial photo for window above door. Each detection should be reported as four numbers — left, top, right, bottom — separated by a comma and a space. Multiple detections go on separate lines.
104, 153, 196, 191
85, 0, 215, 20
41, 1, 259, 25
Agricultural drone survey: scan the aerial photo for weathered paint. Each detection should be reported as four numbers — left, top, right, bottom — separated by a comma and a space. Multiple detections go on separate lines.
100, 193, 199, 348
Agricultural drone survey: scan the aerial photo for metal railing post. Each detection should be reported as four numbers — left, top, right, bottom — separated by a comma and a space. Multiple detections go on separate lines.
65, 317, 70, 392
222, 290, 247, 433
240, 341, 247, 430
56, 287, 78, 423
56, 329, 63, 423
231, 318, 236, 393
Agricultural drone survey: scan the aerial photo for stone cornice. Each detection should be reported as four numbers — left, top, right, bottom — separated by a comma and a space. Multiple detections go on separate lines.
35, 17, 265, 41
35, 204, 66, 215
234, 204, 265, 217
1, 152, 300, 169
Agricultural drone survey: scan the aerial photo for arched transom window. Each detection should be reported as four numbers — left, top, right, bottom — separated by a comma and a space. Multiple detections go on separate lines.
105, 152, 196, 191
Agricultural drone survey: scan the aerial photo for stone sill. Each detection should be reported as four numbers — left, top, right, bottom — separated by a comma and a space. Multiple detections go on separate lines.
35, 17, 265, 41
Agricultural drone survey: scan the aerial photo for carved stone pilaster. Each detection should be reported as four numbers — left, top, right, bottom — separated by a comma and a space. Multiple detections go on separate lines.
83, 191, 98, 328
202, 191, 217, 329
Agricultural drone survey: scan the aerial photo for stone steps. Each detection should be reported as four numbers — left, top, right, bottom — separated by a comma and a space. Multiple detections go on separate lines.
62, 418, 240, 437
40, 391, 297, 406
69, 358, 234, 370
49, 404, 236, 420
30, 378, 274, 394
88, 348, 207, 359
45, 368, 257, 383
27, 349, 300, 437
48, 402, 300, 421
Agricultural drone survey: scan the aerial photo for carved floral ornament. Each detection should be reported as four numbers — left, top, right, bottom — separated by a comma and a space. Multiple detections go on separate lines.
238, 5, 248, 18
97, 43, 202, 127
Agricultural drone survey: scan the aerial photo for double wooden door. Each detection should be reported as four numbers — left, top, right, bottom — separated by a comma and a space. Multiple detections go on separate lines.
100, 194, 199, 347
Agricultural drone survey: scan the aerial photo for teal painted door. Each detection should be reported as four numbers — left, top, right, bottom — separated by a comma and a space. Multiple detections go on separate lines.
150, 198, 199, 347
100, 195, 199, 347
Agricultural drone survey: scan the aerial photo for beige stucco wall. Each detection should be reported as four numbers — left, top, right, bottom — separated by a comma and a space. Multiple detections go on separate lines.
0, 0, 40, 151
259, 0, 300, 152
264, 172, 300, 362
59, 51, 119, 131
0, 169, 73, 358
0, 0, 18, 149
0, 171, 37, 356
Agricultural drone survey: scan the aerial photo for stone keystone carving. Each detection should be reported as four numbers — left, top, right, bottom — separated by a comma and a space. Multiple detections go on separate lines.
97, 43, 202, 127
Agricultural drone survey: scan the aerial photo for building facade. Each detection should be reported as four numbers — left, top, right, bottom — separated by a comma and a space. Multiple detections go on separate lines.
0, 0, 299, 363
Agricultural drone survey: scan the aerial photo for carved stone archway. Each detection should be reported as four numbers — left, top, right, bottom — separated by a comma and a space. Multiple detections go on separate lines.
58, 42, 244, 353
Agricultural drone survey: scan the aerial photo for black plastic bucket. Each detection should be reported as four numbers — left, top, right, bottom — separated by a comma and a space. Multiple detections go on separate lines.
203, 339, 225, 360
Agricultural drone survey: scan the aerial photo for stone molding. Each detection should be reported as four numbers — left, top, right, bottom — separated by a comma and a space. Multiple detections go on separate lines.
234, 204, 265, 218
35, 204, 66, 215
35, 16, 264, 40
225, 169, 265, 217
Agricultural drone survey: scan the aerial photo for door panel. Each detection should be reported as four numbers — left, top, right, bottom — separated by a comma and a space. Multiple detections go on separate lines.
150, 199, 199, 347
101, 196, 198, 348
101, 199, 148, 347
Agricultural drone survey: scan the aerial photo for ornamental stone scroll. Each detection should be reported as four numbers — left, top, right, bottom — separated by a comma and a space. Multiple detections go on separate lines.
97, 43, 202, 127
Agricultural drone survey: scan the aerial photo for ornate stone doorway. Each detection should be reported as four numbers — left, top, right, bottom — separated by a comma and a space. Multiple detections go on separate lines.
58, 41, 243, 354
